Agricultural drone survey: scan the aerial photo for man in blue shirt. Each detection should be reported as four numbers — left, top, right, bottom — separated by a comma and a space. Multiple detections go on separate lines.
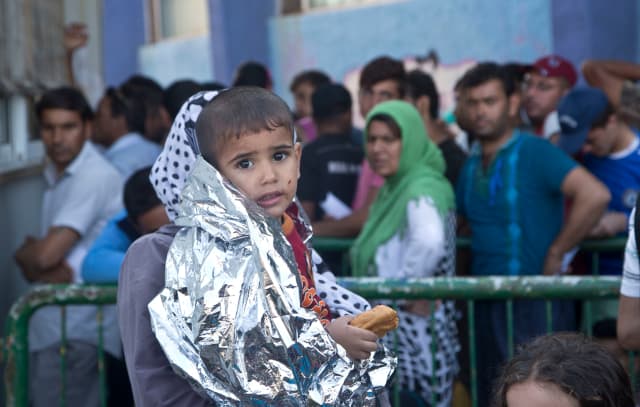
558, 87, 640, 264
455, 63, 610, 406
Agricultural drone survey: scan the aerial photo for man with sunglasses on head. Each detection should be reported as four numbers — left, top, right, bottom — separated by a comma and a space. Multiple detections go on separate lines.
94, 81, 161, 179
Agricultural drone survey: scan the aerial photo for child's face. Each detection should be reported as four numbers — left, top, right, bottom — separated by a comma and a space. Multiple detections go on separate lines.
506, 381, 578, 407
215, 126, 301, 218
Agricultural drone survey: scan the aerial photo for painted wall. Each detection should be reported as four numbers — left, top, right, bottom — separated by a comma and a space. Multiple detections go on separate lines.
269, 0, 553, 104
208, 0, 277, 85
139, 35, 214, 87
102, 0, 146, 87
552, 0, 638, 84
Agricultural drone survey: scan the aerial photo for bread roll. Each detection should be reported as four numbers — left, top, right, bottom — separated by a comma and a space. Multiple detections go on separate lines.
350, 305, 399, 337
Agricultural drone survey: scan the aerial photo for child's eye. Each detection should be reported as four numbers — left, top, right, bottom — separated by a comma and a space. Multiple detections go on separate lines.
236, 159, 253, 169
273, 151, 288, 161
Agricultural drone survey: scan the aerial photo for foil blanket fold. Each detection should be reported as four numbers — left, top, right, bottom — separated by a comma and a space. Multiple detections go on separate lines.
148, 156, 396, 406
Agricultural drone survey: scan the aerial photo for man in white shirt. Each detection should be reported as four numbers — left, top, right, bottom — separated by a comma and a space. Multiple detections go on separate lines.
14, 87, 123, 407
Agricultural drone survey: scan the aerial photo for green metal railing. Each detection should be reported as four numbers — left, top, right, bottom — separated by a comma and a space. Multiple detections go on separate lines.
313, 236, 628, 276
4, 285, 117, 407
3, 237, 630, 407
3, 277, 625, 407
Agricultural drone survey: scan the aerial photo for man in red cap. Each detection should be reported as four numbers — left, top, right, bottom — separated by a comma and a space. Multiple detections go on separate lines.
523, 55, 578, 137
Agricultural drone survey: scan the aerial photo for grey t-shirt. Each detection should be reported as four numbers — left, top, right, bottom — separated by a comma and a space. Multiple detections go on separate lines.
118, 224, 214, 407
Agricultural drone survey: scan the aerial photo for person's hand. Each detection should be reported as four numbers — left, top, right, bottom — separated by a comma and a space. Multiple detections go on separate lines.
326, 316, 378, 360
589, 212, 628, 238
39, 262, 73, 284
64, 22, 88, 53
542, 248, 564, 276
15, 236, 38, 280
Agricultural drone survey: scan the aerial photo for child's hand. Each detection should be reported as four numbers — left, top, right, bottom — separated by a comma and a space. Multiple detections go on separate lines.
326, 316, 378, 360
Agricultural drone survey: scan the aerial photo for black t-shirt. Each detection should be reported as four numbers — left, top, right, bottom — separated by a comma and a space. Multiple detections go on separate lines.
298, 133, 364, 221
438, 138, 468, 186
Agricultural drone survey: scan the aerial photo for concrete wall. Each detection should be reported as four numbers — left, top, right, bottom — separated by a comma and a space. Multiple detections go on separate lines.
0, 174, 43, 320
139, 35, 214, 87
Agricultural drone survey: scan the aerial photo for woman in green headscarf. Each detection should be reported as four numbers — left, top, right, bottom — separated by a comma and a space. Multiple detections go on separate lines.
351, 100, 459, 406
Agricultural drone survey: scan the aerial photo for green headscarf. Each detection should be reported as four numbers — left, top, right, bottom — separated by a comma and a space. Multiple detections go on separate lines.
350, 100, 455, 277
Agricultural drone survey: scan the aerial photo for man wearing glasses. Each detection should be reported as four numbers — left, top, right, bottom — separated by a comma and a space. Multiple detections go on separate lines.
523, 55, 578, 140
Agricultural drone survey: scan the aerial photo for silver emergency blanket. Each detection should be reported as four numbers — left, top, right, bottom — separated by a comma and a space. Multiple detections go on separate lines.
149, 156, 396, 406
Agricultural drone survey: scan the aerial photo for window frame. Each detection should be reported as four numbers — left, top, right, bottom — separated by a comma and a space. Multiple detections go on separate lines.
0, 95, 44, 175
146, 0, 210, 43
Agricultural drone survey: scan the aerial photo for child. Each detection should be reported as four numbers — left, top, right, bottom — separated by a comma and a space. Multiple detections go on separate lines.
492, 332, 634, 407
120, 88, 394, 407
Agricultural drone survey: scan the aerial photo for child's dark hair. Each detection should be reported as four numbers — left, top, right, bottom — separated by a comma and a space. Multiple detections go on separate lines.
457, 62, 515, 97
406, 70, 440, 120
195, 87, 294, 165
35, 86, 93, 122
123, 166, 162, 224
359, 56, 406, 97
492, 333, 634, 407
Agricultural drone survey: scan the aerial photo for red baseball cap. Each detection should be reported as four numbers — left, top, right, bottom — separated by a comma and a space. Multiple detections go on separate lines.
530, 55, 578, 87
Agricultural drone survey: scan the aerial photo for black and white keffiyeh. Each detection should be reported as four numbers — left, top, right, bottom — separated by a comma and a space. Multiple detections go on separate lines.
150, 90, 219, 221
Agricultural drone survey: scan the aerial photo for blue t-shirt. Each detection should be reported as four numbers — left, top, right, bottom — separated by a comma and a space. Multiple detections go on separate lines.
456, 132, 577, 276
81, 209, 134, 283
584, 134, 640, 275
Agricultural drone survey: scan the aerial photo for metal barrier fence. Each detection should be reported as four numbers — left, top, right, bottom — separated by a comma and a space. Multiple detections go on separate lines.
3, 237, 629, 406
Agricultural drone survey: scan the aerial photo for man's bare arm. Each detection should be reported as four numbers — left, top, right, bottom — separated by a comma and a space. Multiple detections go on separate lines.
15, 226, 80, 281
618, 294, 640, 349
542, 167, 610, 275
582, 60, 640, 108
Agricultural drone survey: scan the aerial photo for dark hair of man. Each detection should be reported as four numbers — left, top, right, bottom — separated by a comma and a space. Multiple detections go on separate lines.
232, 61, 272, 89
195, 87, 294, 165
289, 70, 331, 92
359, 56, 406, 97
106, 83, 146, 135
457, 62, 515, 97
312, 83, 352, 122
502, 63, 528, 87
163, 80, 203, 121
492, 333, 634, 407
367, 113, 402, 140
122, 74, 164, 113
123, 166, 161, 224
35, 86, 93, 122
201, 81, 226, 92
406, 70, 440, 120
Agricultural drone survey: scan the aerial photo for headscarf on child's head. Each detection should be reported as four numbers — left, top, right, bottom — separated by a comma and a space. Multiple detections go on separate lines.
149, 90, 220, 220
350, 100, 455, 277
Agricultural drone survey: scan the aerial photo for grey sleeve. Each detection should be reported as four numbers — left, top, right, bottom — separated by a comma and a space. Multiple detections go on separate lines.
117, 234, 214, 407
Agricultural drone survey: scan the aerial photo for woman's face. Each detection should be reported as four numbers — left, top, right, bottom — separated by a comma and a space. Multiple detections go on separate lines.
366, 120, 402, 178
506, 381, 579, 407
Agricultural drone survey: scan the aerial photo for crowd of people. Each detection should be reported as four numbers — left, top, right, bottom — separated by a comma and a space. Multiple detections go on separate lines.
11, 21, 640, 407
